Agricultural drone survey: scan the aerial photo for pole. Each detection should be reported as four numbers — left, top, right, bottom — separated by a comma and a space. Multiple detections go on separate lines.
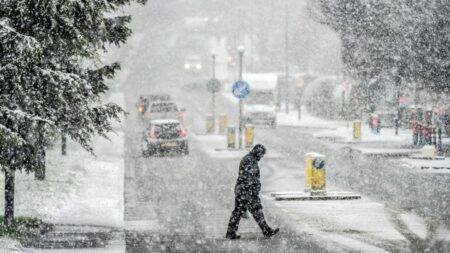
395, 75, 400, 135
284, 1, 289, 114
212, 54, 216, 79
238, 49, 244, 149
395, 87, 400, 135
212, 54, 216, 132
341, 90, 346, 120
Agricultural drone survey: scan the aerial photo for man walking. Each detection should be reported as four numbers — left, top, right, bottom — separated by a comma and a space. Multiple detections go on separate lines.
226, 144, 279, 239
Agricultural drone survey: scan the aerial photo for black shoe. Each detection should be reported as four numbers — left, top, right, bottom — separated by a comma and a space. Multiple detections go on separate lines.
263, 227, 279, 238
226, 233, 241, 240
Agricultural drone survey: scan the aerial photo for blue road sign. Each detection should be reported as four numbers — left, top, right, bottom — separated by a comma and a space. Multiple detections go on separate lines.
232, 80, 250, 99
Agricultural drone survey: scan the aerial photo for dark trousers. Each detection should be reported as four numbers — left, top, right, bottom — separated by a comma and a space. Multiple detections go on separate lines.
226, 193, 270, 235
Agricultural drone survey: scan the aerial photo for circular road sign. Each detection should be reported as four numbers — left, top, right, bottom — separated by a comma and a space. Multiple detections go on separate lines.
232, 80, 250, 99
207, 78, 222, 93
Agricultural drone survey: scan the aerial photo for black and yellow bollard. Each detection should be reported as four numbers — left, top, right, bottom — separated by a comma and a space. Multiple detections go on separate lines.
311, 155, 326, 196
244, 124, 255, 148
206, 114, 214, 134
353, 120, 361, 141
219, 114, 227, 134
305, 152, 326, 194
227, 126, 236, 149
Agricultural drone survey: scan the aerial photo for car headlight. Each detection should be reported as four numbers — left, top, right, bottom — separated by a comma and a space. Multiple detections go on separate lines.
184, 63, 190, 69
196, 64, 202, 70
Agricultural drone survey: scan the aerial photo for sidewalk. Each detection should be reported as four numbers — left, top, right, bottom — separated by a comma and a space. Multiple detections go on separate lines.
260, 159, 450, 252
0, 94, 125, 251
277, 108, 424, 157
221, 93, 416, 154
0, 128, 124, 229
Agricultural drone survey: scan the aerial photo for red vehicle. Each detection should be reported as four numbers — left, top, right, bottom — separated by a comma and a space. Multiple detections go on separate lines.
142, 119, 189, 156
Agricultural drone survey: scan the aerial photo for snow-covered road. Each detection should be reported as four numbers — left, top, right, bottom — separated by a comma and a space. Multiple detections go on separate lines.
120, 74, 449, 252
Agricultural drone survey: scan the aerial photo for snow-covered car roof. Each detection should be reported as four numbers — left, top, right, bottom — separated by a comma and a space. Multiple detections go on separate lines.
150, 119, 180, 125
141, 94, 171, 102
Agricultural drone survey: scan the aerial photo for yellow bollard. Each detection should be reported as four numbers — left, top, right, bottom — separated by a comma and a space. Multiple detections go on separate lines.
311, 155, 326, 196
305, 152, 326, 194
305, 153, 314, 192
206, 114, 214, 134
244, 124, 255, 148
227, 126, 236, 149
353, 120, 362, 141
219, 114, 227, 134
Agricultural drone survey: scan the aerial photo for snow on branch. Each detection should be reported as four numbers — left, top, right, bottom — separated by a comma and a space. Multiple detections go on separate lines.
0, 18, 41, 55
0, 107, 54, 126
0, 123, 25, 145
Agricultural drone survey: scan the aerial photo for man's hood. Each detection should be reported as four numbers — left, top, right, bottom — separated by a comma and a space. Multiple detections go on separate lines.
249, 144, 266, 161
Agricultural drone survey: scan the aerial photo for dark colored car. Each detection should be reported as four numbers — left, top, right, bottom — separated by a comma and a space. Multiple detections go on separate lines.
142, 119, 189, 156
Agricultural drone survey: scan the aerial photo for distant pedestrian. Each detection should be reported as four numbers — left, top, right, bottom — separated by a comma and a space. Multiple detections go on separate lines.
226, 144, 279, 239
433, 106, 445, 151
410, 111, 420, 146
422, 110, 433, 145
369, 114, 380, 134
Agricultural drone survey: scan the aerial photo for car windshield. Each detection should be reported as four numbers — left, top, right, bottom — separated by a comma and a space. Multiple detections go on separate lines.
150, 103, 178, 113
246, 91, 274, 105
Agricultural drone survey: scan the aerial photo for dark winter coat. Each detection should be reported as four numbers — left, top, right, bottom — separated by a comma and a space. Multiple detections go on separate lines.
234, 151, 262, 197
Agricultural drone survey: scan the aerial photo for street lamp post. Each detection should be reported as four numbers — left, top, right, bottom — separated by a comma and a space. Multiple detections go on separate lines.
395, 79, 401, 136
212, 52, 217, 132
238, 45, 245, 149
212, 52, 216, 79
284, 1, 290, 114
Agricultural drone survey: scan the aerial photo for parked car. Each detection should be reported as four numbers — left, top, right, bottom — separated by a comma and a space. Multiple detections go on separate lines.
142, 119, 189, 156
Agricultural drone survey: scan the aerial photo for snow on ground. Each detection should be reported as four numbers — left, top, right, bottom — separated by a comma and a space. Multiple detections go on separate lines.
30, 244, 125, 253
278, 108, 412, 145
277, 107, 346, 129
399, 213, 428, 240
0, 131, 124, 228
436, 224, 450, 241
271, 197, 405, 241
192, 134, 282, 159
194, 132, 416, 252
0, 132, 124, 252
220, 95, 414, 149
314, 125, 412, 145
350, 147, 420, 156
0, 237, 23, 252
124, 220, 161, 232
0, 88, 126, 229
259, 160, 409, 251
400, 157, 450, 174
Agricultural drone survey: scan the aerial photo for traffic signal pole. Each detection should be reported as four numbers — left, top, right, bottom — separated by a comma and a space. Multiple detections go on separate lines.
284, 1, 290, 114
238, 47, 244, 149
212, 53, 216, 132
